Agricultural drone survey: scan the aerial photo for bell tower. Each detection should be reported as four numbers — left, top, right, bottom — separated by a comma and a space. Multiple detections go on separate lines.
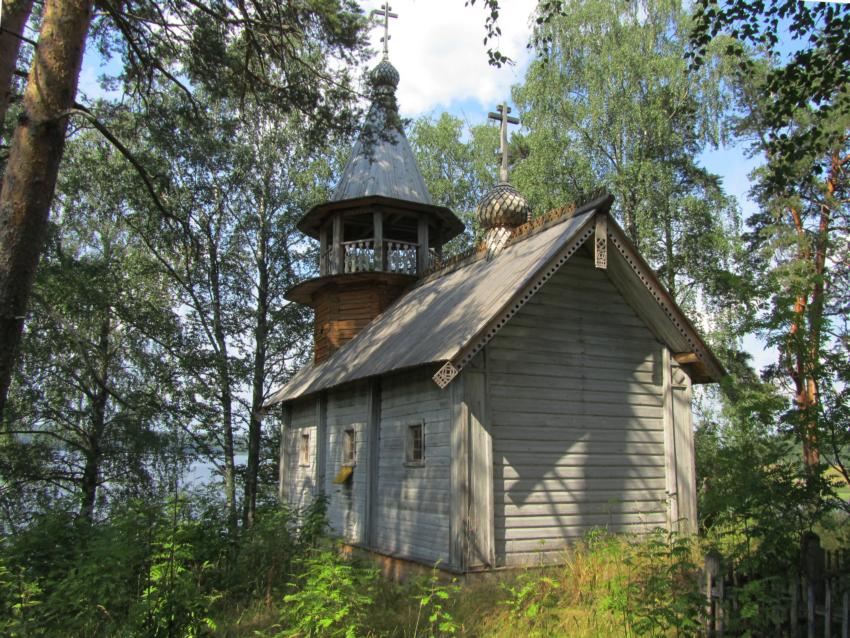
286, 51, 464, 363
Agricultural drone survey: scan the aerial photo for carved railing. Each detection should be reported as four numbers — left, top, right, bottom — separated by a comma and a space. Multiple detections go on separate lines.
385, 240, 418, 274
323, 239, 434, 276
342, 240, 376, 273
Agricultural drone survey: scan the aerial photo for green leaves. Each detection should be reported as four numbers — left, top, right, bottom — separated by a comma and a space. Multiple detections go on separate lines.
603, 529, 704, 637
277, 546, 377, 638
409, 566, 460, 638
514, 0, 742, 331
689, 0, 850, 192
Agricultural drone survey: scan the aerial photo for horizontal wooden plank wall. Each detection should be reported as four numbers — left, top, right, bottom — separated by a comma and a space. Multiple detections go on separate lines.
375, 368, 452, 565
486, 250, 668, 566
282, 398, 320, 510
324, 381, 370, 544
313, 281, 407, 363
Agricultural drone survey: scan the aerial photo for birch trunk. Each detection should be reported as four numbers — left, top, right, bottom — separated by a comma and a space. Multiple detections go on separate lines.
80, 309, 111, 523
243, 199, 270, 527
0, 0, 92, 419
207, 228, 237, 532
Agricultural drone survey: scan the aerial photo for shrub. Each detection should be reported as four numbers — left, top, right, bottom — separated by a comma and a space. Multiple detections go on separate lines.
410, 565, 460, 637
125, 497, 217, 637
601, 529, 703, 638
276, 546, 377, 638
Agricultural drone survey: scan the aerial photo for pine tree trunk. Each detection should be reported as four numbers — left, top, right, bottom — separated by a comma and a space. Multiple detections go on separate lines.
0, 0, 92, 420
787, 195, 832, 472
798, 154, 835, 471
0, 0, 34, 136
788, 203, 818, 471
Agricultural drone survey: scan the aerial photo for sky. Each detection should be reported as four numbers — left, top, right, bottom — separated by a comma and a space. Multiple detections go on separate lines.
358, 0, 537, 121
75, 0, 773, 372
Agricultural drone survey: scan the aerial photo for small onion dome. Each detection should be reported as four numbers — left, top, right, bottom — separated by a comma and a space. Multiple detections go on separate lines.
476, 181, 531, 229
370, 60, 400, 94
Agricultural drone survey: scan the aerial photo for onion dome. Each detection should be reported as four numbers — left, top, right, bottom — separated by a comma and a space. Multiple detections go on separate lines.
476, 181, 531, 229
370, 59, 400, 94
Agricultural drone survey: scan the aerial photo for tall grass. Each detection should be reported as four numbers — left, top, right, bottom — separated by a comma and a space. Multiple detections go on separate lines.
233, 528, 703, 638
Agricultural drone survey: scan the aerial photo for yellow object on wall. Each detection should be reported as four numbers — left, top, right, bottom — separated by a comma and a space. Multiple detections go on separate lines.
333, 465, 353, 484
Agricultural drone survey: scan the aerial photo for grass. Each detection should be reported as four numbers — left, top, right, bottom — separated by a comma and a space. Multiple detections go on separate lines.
220, 530, 703, 637
826, 465, 850, 501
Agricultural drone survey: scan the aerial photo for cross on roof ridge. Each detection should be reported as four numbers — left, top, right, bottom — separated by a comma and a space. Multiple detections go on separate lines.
488, 103, 520, 183
370, 3, 398, 61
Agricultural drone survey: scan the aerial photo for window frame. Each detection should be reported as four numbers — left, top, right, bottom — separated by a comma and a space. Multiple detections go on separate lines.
405, 422, 425, 466
343, 427, 356, 467
299, 432, 311, 466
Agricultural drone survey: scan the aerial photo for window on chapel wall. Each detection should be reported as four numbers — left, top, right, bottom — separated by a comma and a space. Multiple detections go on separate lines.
406, 423, 424, 464
299, 433, 310, 466
344, 428, 356, 465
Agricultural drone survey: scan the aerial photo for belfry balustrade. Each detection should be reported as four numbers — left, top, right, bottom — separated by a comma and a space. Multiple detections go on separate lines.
313, 209, 445, 278
320, 238, 437, 275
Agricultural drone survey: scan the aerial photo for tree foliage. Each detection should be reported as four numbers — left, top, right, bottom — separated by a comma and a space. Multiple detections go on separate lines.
687, 1, 850, 481
513, 0, 741, 321
1, 129, 179, 526
408, 112, 500, 250
689, 0, 849, 192
0, 0, 370, 420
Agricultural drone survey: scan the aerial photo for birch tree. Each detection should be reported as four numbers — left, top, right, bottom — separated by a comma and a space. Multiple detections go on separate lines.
513, 0, 741, 315
1, 129, 178, 523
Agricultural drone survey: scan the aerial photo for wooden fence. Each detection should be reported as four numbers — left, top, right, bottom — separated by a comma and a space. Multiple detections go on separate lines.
704, 533, 849, 637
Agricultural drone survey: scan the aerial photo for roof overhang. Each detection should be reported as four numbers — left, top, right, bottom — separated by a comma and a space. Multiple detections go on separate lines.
433, 211, 725, 387
297, 195, 466, 241
602, 222, 726, 383
285, 271, 417, 306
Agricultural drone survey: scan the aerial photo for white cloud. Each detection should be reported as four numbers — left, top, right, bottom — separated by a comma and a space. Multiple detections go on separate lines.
359, 0, 537, 116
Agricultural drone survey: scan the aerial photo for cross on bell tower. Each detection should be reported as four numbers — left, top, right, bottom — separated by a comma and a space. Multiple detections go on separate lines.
488, 103, 520, 183
370, 3, 398, 60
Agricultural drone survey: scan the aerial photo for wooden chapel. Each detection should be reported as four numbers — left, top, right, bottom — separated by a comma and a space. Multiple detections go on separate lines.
265, 51, 724, 571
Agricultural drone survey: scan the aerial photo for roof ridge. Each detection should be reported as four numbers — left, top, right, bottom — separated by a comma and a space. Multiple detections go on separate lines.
418, 188, 611, 285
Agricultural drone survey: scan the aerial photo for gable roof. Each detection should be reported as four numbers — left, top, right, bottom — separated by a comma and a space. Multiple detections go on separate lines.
266, 193, 725, 406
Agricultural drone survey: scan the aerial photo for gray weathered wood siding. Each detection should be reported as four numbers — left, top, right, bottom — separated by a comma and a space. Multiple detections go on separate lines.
487, 251, 668, 566
671, 361, 696, 532
374, 368, 451, 564
283, 398, 319, 510
324, 382, 369, 544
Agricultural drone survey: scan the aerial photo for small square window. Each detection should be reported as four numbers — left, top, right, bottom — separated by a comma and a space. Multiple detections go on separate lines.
344, 428, 356, 465
299, 433, 310, 466
406, 423, 424, 464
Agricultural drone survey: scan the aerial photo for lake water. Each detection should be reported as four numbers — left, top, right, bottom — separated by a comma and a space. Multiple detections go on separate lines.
183, 453, 249, 487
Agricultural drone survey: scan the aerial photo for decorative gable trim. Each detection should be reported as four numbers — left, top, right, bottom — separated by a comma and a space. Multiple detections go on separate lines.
432, 215, 597, 388
606, 225, 725, 382
433, 361, 459, 389
594, 214, 608, 269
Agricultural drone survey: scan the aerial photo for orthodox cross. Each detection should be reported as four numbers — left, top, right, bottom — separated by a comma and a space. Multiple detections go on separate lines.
370, 4, 398, 60
488, 103, 520, 182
